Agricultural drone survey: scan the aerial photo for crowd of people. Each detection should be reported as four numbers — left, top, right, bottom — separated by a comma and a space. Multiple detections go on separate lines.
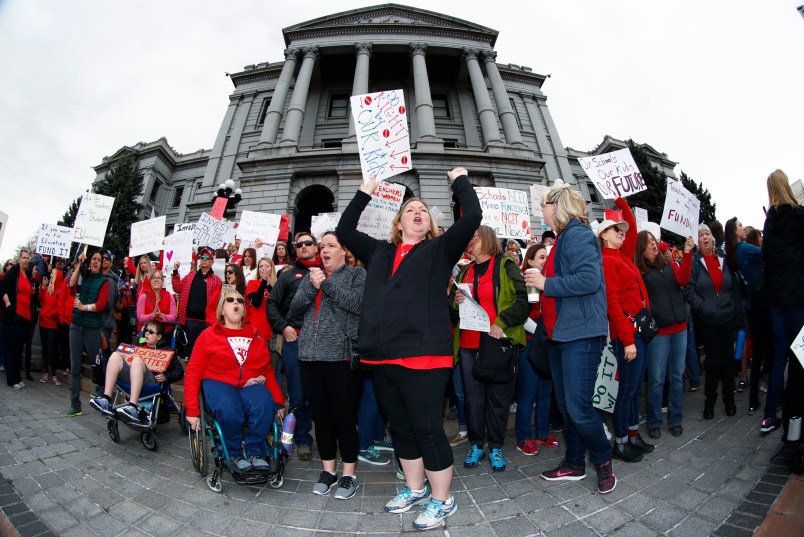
0, 167, 802, 531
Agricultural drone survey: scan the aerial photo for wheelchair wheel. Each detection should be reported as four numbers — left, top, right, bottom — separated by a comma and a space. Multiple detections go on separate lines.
190, 427, 207, 477
207, 470, 223, 493
107, 421, 120, 443
140, 431, 158, 451
269, 472, 284, 489
179, 405, 188, 436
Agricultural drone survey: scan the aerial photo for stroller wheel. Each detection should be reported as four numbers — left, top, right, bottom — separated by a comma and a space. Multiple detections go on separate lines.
141, 431, 158, 451
207, 471, 223, 493
269, 472, 284, 489
107, 420, 120, 443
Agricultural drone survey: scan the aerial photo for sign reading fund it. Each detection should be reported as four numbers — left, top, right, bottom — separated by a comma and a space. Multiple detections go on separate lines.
36, 223, 72, 258
660, 180, 700, 238
578, 148, 646, 199
474, 187, 531, 240
350, 89, 411, 183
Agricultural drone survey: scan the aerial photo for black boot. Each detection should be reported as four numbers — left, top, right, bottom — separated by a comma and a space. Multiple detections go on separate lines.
725, 400, 737, 417
613, 442, 644, 463
703, 399, 715, 420
629, 434, 655, 454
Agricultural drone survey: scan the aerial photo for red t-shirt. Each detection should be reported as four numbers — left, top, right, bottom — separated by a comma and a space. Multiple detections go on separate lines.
459, 258, 497, 349
16, 271, 32, 321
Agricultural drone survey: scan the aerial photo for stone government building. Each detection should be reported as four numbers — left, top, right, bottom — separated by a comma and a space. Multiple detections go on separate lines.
92, 4, 677, 236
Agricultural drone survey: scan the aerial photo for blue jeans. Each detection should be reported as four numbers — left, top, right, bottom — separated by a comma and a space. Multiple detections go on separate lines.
646, 330, 687, 429
515, 339, 553, 442
685, 315, 700, 387
203, 379, 280, 458
357, 376, 387, 450
766, 305, 804, 419
549, 336, 610, 468
281, 340, 313, 446
452, 363, 467, 432
612, 332, 647, 442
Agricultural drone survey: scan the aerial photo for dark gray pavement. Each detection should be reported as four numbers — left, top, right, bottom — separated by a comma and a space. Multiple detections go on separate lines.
0, 378, 793, 536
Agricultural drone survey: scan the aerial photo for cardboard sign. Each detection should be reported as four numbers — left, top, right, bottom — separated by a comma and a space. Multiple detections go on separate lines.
578, 148, 646, 200
193, 213, 236, 250
530, 184, 550, 219
237, 211, 281, 259
356, 182, 406, 240
311, 212, 343, 241
660, 180, 700, 238
592, 339, 619, 412
36, 223, 72, 258
350, 89, 412, 182
210, 197, 228, 220
634, 207, 648, 232
73, 193, 115, 247
475, 187, 531, 240
129, 216, 166, 257
116, 343, 174, 373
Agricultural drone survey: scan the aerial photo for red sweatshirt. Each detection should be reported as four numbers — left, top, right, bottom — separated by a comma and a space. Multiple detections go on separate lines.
183, 323, 284, 417
58, 278, 75, 325
38, 270, 63, 329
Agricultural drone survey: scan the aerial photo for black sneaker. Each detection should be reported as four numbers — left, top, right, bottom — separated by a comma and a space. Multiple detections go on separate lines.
116, 403, 149, 426
670, 425, 683, 437
541, 460, 586, 481
628, 434, 654, 454
595, 460, 616, 494
612, 443, 643, 463
312, 471, 338, 495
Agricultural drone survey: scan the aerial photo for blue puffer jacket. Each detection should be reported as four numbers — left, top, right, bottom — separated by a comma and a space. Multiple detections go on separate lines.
543, 218, 608, 342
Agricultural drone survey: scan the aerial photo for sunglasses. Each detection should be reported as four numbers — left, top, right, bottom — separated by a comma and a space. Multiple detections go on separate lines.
295, 240, 315, 248
225, 270, 235, 275
225, 297, 245, 305
101, 256, 111, 261
198, 255, 212, 260
144, 329, 160, 336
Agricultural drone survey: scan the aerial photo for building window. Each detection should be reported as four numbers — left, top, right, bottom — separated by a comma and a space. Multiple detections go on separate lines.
329, 94, 349, 118
443, 139, 458, 148
172, 186, 184, 208
509, 98, 522, 128
321, 139, 342, 149
257, 96, 272, 126
149, 180, 161, 204
587, 182, 599, 204
432, 94, 450, 118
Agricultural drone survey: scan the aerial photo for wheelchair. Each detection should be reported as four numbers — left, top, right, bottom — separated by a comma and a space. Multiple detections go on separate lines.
188, 389, 287, 493
105, 381, 188, 451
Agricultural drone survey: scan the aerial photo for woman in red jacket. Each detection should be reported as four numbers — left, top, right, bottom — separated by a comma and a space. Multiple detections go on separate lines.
184, 289, 285, 473
598, 197, 654, 463
136, 268, 177, 333
205, 263, 247, 326
245, 257, 275, 339
38, 269, 63, 385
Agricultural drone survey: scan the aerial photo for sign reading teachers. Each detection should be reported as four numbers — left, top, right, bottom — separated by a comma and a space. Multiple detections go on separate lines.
193, 213, 236, 250
660, 180, 700, 238
578, 148, 646, 200
356, 181, 406, 240
36, 223, 72, 258
350, 89, 411, 183
129, 216, 166, 257
475, 187, 531, 240
73, 193, 115, 247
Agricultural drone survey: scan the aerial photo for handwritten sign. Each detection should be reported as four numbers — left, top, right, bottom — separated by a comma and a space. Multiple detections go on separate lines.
162, 230, 193, 292
634, 207, 648, 232
578, 148, 646, 200
350, 89, 411, 182
456, 283, 490, 332
73, 193, 115, 247
36, 223, 72, 258
237, 211, 281, 258
311, 212, 343, 241
791, 324, 804, 370
357, 181, 406, 240
116, 344, 174, 373
475, 187, 531, 240
530, 184, 550, 219
592, 339, 619, 412
174, 223, 200, 246
194, 213, 236, 250
660, 180, 700, 238
129, 216, 166, 257
429, 206, 446, 226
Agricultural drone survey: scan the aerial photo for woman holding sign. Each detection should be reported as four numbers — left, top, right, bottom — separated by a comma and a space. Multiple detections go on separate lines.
337, 167, 481, 530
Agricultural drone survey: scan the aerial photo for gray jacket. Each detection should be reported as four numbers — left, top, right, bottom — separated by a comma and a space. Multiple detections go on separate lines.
289, 264, 366, 362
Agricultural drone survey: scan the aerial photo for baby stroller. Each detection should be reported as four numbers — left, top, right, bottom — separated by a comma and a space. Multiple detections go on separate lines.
188, 389, 288, 493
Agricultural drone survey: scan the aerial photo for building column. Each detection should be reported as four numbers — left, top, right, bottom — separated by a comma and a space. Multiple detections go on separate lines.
463, 48, 502, 145
279, 46, 318, 146
259, 48, 299, 145
481, 49, 524, 146
410, 43, 437, 140
347, 43, 372, 137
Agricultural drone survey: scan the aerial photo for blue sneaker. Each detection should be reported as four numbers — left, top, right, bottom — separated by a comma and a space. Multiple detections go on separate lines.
413, 496, 457, 530
489, 448, 506, 472
463, 444, 484, 468
384, 484, 430, 513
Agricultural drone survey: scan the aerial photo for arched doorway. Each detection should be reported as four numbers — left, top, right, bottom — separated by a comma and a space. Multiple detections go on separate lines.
294, 185, 335, 236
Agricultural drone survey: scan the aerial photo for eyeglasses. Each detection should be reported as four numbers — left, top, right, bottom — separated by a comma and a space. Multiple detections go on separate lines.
224, 297, 245, 305
198, 255, 212, 260
225, 270, 235, 275
295, 240, 315, 248
144, 329, 159, 336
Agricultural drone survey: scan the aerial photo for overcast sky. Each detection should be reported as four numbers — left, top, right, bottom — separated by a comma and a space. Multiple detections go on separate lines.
1, 0, 802, 261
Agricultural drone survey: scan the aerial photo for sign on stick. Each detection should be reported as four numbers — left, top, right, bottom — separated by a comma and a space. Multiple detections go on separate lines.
578, 148, 646, 199
350, 89, 412, 182
660, 181, 700, 238
193, 213, 236, 250
475, 187, 531, 240
73, 193, 114, 247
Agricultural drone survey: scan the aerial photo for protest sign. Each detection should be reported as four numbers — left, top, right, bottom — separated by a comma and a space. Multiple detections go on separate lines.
174, 223, 200, 246
350, 89, 411, 182
193, 213, 236, 250
530, 184, 550, 219
429, 206, 445, 226
456, 284, 490, 332
592, 339, 619, 412
792, 324, 804, 370
660, 181, 700, 238
578, 148, 646, 199
475, 187, 531, 240
311, 212, 343, 241
357, 181, 406, 240
0, 210, 8, 251
634, 207, 648, 232
210, 197, 228, 220
73, 193, 114, 247
129, 216, 166, 257
115, 344, 174, 373
237, 211, 281, 246
36, 223, 72, 258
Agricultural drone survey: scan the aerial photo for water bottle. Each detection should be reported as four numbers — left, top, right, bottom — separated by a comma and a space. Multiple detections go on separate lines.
734, 329, 746, 360
280, 409, 296, 455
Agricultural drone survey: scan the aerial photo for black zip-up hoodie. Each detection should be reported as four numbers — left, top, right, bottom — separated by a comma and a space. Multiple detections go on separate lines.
762, 203, 804, 308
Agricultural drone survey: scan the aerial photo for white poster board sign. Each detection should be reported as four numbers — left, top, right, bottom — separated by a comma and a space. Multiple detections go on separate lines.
634, 208, 648, 232
311, 212, 343, 241
129, 216, 166, 257
36, 223, 72, 258
530, 184, 550, 219
475, 187, 532, 240
357, 182, 406, 240
162, 230, 193, 295
578, 148, 646, 200
174, 223, 200, 246
193, 213, 236, 250
660, 181, 700, 238
456, 283, 490, 332
236, 211, 281, 259
791, 323, 804, 370
73, 193, 115, 247
0, 210, 8, 251
350, 89, 412, 182
593, 338, 619, 412
429, 206, 446, 227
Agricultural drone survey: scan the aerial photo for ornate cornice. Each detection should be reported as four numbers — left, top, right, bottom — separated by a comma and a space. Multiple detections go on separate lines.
288, 27, 491, 48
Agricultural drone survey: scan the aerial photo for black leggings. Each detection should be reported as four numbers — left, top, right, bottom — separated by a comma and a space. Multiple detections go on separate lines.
372, 365, 453, 472
698, 320, 736, 407
40, 326, 58, 376
299, 360, 361, 463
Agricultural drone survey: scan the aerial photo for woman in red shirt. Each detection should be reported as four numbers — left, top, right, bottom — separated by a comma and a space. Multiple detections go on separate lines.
0, 249, 36, 389
38, 269, 63, 385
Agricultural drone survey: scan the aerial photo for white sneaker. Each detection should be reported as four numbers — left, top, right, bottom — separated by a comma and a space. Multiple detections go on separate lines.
413, 496, 457, 530
18, 381, 25, 388
13, 383, 23, 390
40, 375, 50, 383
